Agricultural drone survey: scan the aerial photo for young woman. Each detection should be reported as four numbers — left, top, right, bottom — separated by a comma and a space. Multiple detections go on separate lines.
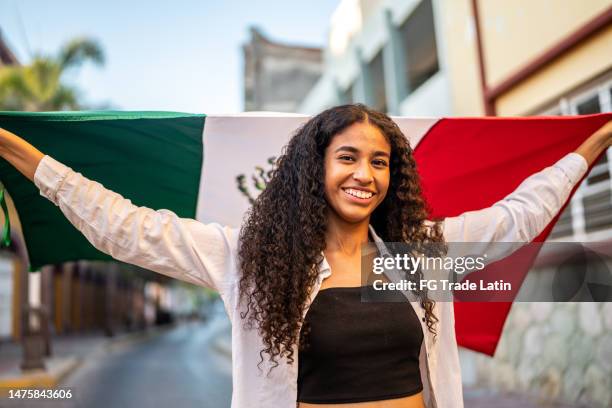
1, 104, 610, 408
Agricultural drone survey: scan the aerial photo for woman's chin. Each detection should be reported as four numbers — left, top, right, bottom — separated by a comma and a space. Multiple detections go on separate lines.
337, 210, 372, 224
326, 203, 375, 225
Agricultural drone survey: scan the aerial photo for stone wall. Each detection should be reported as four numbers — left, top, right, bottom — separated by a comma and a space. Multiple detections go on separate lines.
461, 302, 612, 407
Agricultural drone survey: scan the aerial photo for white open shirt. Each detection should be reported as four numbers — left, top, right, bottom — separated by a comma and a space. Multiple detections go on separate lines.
34, 152, 587, 408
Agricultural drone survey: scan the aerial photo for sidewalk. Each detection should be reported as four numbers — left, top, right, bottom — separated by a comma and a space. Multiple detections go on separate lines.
0, 323, 178, 396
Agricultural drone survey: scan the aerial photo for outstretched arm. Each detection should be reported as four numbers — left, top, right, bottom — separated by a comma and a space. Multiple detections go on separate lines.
0, 127, 45, 182
574, 120, 612, 167
0, 127, 238, 293
443, 120, 611, 263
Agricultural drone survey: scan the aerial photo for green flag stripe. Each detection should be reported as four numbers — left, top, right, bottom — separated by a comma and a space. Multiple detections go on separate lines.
0, 111, 204, 121
0, 112, 206, 271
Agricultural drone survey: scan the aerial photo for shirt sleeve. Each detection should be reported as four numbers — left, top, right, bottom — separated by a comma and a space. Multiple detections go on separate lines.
442, 152, 588, 263
34, 155, 238, 292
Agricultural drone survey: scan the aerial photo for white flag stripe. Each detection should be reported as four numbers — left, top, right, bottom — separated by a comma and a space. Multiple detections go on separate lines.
390, 117, 440, 149
196, 115, 440, 225
197, 115, 310, 225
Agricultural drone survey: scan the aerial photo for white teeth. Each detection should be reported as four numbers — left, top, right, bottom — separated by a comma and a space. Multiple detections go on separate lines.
345, 188, 373, 199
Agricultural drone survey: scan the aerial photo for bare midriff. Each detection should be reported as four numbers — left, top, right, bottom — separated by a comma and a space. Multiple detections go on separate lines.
297, 392, 425, 408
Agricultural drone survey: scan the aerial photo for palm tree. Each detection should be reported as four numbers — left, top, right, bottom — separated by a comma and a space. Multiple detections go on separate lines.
0, 37, 104, 111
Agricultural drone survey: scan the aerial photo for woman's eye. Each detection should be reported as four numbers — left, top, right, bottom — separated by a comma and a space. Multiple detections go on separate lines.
373, 160, 388, 167
338, 155, 355, 162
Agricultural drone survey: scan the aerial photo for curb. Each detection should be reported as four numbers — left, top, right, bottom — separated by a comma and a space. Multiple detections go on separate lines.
0, 323, 177, 395
0, 356, 80, 397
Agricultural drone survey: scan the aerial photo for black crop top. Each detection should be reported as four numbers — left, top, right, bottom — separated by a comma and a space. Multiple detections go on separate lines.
297, 286, 424, 404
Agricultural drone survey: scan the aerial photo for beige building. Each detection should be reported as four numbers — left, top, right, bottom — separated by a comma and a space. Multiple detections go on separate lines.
444, 0, 611, 117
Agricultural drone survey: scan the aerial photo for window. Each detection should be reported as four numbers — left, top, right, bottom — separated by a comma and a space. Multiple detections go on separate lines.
399, 0, 439, 93
549, 205, 574, 238
368, 50, 387, 112
547, 76, 612, 240
576, 94, 600, 114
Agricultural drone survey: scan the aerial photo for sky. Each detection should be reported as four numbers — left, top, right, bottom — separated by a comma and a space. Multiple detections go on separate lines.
0, 0, 338, 113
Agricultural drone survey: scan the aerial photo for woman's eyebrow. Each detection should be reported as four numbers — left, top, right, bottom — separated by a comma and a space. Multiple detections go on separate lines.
334, 145, 359, 154
373, 150, 391, 158
334, 145, 390, 158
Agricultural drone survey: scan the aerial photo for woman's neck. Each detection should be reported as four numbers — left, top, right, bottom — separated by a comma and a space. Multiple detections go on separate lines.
325, 213, 371, 256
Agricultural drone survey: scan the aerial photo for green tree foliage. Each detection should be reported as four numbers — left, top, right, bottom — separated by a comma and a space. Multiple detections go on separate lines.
0, 37, 104, 111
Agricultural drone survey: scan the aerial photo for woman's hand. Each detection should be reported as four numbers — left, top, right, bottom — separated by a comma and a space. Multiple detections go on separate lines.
575, 119, 612, 166
0, 127, 45, 182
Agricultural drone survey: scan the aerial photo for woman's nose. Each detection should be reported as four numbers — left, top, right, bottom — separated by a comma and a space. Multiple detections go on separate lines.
353, 164, 373, 183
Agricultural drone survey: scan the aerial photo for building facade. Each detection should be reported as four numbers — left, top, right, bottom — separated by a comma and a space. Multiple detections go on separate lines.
243, 27, 323, 112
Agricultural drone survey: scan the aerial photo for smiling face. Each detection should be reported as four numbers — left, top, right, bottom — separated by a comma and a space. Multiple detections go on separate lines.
323, 121, 391, 225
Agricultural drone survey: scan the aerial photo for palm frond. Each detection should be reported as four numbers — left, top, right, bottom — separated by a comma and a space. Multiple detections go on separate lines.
0, 37, 105, 112
58, 37, 105, 70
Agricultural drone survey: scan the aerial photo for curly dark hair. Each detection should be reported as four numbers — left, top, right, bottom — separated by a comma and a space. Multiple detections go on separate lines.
237, 103, 446, 374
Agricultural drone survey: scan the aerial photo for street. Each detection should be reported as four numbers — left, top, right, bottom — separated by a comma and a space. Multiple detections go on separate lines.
0, 312, 233, 408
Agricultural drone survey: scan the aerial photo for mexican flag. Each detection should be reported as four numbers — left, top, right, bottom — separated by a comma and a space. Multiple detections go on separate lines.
0, 110, 609, 355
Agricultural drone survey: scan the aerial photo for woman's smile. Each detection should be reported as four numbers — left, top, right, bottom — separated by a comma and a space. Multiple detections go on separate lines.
342, 187, 377, 204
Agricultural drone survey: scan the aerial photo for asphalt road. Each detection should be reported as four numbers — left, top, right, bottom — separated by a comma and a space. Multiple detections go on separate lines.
0, 313, 233, 408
